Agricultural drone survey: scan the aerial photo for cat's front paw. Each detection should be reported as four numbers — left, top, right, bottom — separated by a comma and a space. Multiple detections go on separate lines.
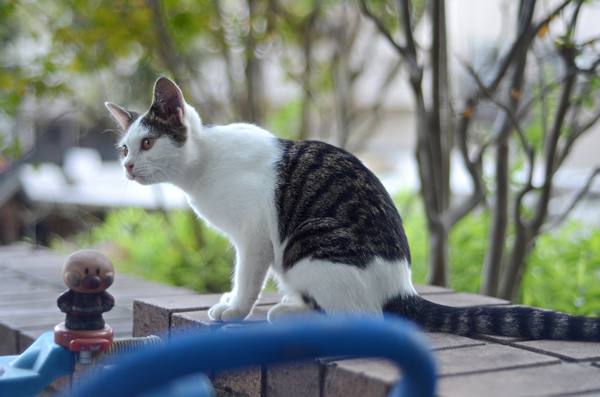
219, 292, 234, 304
208, 302, 249, 322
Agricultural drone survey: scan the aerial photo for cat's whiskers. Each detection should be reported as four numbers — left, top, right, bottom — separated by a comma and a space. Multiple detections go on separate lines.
158, 163, 185, 179
152, 169, 168, 184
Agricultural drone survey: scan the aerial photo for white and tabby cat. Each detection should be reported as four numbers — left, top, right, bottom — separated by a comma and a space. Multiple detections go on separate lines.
106, 77, 599, 341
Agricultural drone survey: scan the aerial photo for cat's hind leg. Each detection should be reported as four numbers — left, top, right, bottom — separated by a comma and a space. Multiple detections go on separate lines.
268, 257, 414, 321
267, 293, 323, 322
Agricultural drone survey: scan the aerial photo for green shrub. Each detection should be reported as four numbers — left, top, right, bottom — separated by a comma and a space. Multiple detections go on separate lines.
521, 223, 600, 317
394, 192, 600, 316
395, 193, 488, 293
54, 208, 233, 294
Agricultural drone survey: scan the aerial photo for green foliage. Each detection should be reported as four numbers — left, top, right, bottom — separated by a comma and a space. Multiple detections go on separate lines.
521, 223, 600, 317
0, 133, 21, 172
447, 211, 488, 293
393, 192, 428, 283
266, 96, 304, 139
395, 193, 488, 293
394, 192, 600, 316
363, 0, 428, 35
54, 208, 233, 294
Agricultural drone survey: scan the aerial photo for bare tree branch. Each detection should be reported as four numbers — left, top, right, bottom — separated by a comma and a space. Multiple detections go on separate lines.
461, 61, 534, 155
359, 0, 419, 72
541, 167, 600, 234
499, 1, 582, 300
485, 0, 570, 93
440, 106, 487, 229
516, 65, 578, 120
557, 63, 600, 167
529, 61, 578, 232
348, 58, 404, 150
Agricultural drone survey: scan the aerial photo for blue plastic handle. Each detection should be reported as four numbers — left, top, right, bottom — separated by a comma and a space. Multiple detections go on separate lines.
0, 332, 76, 397
71, 315, 436, 397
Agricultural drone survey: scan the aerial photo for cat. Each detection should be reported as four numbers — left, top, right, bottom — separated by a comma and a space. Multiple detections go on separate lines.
106, 77, 600, 341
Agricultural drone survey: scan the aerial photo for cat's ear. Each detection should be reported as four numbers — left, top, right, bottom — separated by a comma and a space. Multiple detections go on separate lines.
150, 77, 186, 125
105, 102, 139, 130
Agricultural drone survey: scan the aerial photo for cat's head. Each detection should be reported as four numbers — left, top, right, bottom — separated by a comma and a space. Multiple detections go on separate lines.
106, 77, 191, 186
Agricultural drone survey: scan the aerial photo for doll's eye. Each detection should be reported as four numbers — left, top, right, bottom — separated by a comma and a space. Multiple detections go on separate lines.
85, 268, 89, 275
96, 268, 100, 275
122, 145, 129, 157
142, 138, 155, 150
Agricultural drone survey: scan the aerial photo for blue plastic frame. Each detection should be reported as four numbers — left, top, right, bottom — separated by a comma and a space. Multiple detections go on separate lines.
72, 316, 436, 397
0, 332, 76, 397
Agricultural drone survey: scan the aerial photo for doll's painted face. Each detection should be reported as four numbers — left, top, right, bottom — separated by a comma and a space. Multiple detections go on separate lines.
62, 250, 115, 294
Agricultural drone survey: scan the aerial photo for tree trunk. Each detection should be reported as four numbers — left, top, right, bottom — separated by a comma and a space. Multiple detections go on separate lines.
426, 223, 449, 286
480, 0, 533, 297
480, 140, 509, 297
245, 0, 264, 126
499, 40, 579, 301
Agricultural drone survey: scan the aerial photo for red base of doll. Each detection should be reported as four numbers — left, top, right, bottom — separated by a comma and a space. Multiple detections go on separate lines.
54, 322, 114, 352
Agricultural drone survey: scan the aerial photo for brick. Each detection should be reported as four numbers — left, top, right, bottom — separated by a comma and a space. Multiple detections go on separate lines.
423, 292, 510, 307
3, 255, 66, 287
414, 284, 454, 295
0, 300, 60, 318
425, 332, 484, 351
437, 363, 600, 397
69, 363, 110, 393
512, 339, 600, 362
266, 360, 321, 397
436, 344, 559, 376
134, 294, 216, 338
0, 291, 64, 305
324, 359, 401, 397
0, 244, 52, 257
212, 366, 262, 397
18, 329, 43, 352
47, 374, 72, 395
0, 278, 60, 295
134, 292, 281, 339
317, 331, 487, 388
172, 305, 275, 337
109, 274, 195, 297
4, 305, 130, 329
469, 333, 529, 345
0, 267, 21, 278
0, 320, 19, 355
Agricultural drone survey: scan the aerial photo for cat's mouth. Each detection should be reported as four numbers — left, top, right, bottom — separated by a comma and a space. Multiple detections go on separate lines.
125, 170, 148, 185
126, 170, 152, 185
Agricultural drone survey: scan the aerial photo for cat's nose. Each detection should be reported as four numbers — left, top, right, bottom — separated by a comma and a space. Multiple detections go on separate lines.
125, 164, 134, 173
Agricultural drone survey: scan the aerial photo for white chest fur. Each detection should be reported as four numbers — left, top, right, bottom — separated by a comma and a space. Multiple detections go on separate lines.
181, 123, 282, 250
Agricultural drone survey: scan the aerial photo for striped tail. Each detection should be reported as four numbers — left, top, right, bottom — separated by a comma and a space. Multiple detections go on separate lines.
384, 294, 600, 341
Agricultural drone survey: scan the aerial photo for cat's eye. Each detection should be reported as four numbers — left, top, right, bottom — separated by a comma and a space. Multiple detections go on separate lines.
122, 145, 129, 158
142, 138, 155, 150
